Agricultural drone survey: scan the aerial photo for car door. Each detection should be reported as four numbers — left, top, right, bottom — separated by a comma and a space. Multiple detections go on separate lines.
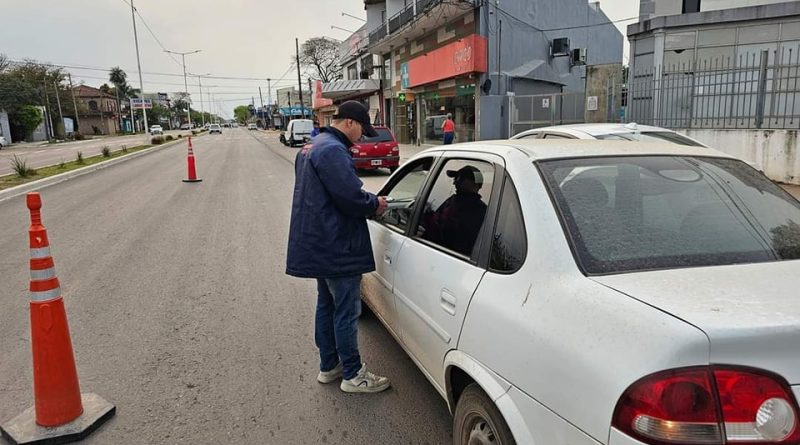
364, 156, 437, 339
391, 152, 503, 391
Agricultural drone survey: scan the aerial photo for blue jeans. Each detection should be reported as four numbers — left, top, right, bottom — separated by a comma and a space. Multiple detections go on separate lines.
443, 132, 455, 145
315, 275, 362, 380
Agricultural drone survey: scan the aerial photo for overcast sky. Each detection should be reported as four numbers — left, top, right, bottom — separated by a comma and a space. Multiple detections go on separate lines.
0, 0, 637, 118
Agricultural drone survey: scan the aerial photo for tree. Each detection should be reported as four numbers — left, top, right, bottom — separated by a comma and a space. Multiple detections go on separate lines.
234, 105, 250, 124
299, 37, 342, 83
12, 105, 43, 140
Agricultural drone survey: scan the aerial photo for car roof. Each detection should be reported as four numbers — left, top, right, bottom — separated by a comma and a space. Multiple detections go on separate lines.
417, 139, 736, 162
513, 123, 688, 137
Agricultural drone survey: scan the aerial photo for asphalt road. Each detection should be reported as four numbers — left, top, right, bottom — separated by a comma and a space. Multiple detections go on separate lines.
0, 128, 452, 444
0, 130, 192, 177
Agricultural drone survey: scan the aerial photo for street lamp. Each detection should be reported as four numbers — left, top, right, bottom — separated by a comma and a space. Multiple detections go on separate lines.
189, 72, 210, 126
341, 12, 366, 22
164, 49, 201, 128
331, 25, 355, 34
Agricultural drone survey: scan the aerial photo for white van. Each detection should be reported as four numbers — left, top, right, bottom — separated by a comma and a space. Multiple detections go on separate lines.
283, 119, 313, 147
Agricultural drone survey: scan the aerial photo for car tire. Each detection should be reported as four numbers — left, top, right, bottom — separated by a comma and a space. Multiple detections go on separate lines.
388, 166, 398, 174
453, 383, 516, 445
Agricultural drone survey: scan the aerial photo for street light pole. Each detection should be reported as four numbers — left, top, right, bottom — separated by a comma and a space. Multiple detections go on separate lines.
190, 73, 210, 126
131, 0, 148, 132
164, 49, 201, 128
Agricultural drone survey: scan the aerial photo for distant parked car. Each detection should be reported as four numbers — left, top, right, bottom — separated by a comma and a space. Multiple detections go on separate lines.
231, 123, 239, 128
149, 125, 164, 135
510, 123, 707, 147
209, 124, 222, 134
247, 124, 258, 131
180, 123, 192, 130
281, 119, 313, 147
0, 135, 6, 149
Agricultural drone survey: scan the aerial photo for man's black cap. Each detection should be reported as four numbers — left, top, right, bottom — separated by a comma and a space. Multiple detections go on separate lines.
333, 101, 378, 137
446, 165, 483, 185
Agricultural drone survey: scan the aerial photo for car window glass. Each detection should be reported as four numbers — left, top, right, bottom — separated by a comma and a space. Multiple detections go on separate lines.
518, 132, 541, 139
415, 159, 496, 258
539, 156, 800, 274
490, 175, 527, 272
362, 128, 394, 143
543, 133, 573, 139
379, 158, 434, 231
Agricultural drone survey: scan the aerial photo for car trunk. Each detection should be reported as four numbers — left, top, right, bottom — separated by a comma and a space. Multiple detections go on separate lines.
591, 260, 800, 384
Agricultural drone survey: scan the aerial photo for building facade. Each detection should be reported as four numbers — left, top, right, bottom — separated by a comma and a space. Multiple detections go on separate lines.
73, 85, 120, 136
361, 0, 623, 144
627, 0, 800, 129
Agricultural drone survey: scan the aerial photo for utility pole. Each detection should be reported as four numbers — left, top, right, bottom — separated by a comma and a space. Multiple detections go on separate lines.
131, 0, 148, 133
258, 87, 265, 128
42, 79, 54, 140
165, 49, 201, 127
192, 73, 209, 126
308, 78, 315, 121
68, 74, 81, 134
53, 81, 64, 138
296, 38, 306, 119
267, 78, 272, 107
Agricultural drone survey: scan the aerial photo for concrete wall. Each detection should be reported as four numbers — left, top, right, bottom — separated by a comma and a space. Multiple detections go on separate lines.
684, 129, 800, 184
0, 111, 10, 143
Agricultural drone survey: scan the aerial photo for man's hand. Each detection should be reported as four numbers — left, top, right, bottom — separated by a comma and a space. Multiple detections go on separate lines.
375, 196, 388, 216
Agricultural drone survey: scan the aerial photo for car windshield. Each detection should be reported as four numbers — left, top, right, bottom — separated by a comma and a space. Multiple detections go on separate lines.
361, 128, 394, 143
539, 156, 800, 274
594, 131, 704, 147
210, 125, 220, 128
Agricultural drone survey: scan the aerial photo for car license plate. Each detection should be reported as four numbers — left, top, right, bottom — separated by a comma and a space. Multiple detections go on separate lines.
371, 160, 382, 166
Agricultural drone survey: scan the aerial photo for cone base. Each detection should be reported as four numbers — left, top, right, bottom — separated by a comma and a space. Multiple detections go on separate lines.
181, 179, 203, 183
1, 393, 115, 445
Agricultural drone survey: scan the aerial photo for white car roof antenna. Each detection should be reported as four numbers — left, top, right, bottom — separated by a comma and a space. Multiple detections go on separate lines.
624, 122, 640, 140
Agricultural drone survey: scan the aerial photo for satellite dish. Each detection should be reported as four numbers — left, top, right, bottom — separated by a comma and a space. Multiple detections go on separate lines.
481, 78, 492, 94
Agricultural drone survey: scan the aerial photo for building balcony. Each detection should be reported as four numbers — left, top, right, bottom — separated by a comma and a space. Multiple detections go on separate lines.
367, 0, 477, 54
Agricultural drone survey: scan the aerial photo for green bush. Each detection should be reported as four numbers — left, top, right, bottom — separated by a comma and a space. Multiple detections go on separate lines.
191, 130, 198, 135
121, 144, 128, 153
166, 135, 174, 141
151, 136, 165, 145
101, 146, 111, 157
76, 151, 84, 164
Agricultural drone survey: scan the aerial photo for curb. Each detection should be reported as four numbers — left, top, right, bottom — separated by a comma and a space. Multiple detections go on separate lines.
0, 137, 192, 204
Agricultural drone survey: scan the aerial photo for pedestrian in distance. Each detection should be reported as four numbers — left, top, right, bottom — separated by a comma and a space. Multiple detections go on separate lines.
442, 112, 455, 145
310, 121, 321, 139
286, 100, 391, 393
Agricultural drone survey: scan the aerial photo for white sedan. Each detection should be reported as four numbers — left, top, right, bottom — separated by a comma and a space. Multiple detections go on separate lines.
511, 123, 707, 147
363, 139, 800, 445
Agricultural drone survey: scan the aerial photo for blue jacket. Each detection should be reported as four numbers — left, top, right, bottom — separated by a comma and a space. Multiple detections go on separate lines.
286, 127, 379, 278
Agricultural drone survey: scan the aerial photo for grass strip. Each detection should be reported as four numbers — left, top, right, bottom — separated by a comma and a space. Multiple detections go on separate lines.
0, 144, 153, 191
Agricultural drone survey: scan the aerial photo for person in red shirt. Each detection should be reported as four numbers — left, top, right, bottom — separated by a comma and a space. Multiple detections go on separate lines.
441, 113, 455, 144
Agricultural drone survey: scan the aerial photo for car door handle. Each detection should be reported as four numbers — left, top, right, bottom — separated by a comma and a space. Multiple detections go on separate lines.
440, 290, 457, 316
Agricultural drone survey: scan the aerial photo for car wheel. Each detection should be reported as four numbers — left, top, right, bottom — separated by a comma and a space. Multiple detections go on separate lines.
453, 383, 515, 445
388, 166, 398, 174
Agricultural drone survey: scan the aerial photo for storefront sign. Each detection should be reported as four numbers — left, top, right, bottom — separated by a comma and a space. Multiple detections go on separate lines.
587, 96, 598, 111
313, 80, 333, 110
407, 34, 488, 88
130, 98, 152, 109
400, 63, 410, 89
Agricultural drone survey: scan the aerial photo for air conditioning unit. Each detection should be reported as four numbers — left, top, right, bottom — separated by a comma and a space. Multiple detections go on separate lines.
571, 48, 587, 66
551, 38, 570, 57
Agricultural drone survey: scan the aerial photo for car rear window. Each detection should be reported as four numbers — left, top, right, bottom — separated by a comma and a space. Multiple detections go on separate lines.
362, 128, 394, 143
539, 156, 800, 274
594, 131, 704, 147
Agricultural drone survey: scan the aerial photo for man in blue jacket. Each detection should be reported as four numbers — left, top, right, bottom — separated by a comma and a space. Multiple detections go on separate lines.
286, 101, 390, 393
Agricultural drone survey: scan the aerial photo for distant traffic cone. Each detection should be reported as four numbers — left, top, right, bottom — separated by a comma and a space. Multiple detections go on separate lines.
182, 136, 202, 183
0, 192, 115, 445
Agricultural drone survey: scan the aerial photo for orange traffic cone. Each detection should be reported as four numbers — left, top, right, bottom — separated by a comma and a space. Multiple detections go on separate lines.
0, 192, 115, 445
182, 136, 202, 183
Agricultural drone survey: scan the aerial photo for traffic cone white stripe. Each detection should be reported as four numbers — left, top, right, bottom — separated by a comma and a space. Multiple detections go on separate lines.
30, 287, 62, 302
30, 247, 52, 259
30, 267, 57, 280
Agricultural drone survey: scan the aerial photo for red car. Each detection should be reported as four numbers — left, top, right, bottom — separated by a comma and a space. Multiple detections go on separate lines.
351, 126, 400, 173
301, 126, 400, 173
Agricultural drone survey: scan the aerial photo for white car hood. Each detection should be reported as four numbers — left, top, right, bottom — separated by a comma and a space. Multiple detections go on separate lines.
592, 260, 800, 384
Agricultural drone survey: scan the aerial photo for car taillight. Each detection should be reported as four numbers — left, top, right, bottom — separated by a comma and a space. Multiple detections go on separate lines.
613, 366, 800, 445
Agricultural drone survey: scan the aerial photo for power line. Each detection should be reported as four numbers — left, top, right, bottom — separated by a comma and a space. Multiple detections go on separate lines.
118, 0, 183, 68
494, 4, 637, 33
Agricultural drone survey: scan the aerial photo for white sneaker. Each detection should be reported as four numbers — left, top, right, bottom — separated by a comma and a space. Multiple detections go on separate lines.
317, 363, 343, 384
340, 364, 391, 393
